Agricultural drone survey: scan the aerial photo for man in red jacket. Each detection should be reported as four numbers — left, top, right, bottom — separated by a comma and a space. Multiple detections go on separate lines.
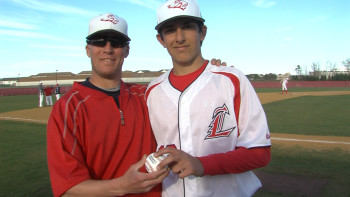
47, 13, 168, 197
43, 85, 53, 106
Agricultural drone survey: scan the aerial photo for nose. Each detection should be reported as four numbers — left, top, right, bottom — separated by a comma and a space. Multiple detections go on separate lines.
103, 41, 114, 53
175, 28, 185, 44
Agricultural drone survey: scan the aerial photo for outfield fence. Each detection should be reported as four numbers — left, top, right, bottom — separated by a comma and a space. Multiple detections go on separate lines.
1, 81, 349, 96
251, 80, 350, 88
0, 86, 72, 96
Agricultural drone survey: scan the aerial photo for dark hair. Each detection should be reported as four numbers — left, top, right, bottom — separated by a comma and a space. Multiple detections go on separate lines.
157, 19, 204, 40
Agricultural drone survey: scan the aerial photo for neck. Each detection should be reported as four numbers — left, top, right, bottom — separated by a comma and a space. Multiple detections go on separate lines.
89, 73, 121, 89
172, 56, 206, 76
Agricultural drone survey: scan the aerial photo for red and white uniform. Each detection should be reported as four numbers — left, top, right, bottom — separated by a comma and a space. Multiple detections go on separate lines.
146, 61, 271, 197
281, 78, 288, 90
44, 86, 53, 106
47, 81, 161, 197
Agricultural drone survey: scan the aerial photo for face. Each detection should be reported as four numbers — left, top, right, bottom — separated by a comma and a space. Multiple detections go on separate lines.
86, 33, 130, 80
157, 18, 206, 66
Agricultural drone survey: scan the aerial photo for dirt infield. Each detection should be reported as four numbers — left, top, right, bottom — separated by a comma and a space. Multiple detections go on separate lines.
1, 91, 349, 196
1, 91, 349, 153
0, 106, 52, 124
258, 90, 350, 104
1, 91, 349, 123
1, 91, 350, 151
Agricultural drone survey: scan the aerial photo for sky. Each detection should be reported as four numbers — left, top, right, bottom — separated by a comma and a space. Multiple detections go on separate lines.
0, 0, 349, 79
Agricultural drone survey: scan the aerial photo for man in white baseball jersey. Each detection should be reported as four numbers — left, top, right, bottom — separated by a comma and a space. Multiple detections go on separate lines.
55, 83, 60, 101
38, 82, 44, 107
145, 0, 271, 196
280, 77, 289, 94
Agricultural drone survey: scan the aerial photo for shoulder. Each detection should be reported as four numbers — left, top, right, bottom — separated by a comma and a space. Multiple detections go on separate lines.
206, 64, 247, 80
52, 83, 92, 108
145, 71, 170, 100
151, 70, 169, 83
64, 82, 104, 100
122, 82, 148, 95
205, 64, 255, 91
149, 71, 169, 86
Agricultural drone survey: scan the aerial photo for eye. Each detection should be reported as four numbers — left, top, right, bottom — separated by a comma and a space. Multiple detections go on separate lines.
162, 26, 176, 34
182, 23, 196, 30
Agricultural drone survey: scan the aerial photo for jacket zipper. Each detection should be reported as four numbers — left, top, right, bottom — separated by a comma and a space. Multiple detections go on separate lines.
119, 109, 125, 125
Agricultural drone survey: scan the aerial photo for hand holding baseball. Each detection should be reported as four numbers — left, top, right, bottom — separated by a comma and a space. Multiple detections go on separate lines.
154, 147, 204, 179
116, 155, 168, 194
145, 153, 168, 173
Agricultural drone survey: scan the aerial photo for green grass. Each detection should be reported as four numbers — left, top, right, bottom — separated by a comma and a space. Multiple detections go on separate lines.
0, 90, 349, 196
254, 92, 350, 196
263, 94, 350, 136
0, 95, 38, 113
254, 146, 350, 197
255, 86, 350, 93
0, 120, 52, 197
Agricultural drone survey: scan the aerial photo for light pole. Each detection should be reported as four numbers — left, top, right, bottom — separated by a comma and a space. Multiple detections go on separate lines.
17, 74, 20, 87
56, 70, 58, 83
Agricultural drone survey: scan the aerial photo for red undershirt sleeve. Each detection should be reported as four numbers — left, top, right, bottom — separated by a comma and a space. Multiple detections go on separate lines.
198, 146, 271, 175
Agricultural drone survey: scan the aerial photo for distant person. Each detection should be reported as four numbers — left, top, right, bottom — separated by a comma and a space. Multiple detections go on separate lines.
146, 0, 271, 196
55, 83, 60, 101
38, 82, 44, 107
44, 85, 53, 106
280, 77, 289, 94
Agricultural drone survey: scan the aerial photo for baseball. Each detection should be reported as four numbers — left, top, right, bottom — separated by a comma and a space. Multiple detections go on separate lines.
145, 153, 167, 173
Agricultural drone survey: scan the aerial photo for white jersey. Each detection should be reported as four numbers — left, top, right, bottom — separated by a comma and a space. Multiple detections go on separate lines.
146, 63, 271, 197
282, 78, 288, 85
281, 78, 288, 90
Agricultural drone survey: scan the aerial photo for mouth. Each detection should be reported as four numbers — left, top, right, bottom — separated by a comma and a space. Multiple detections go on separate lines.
100, 58, 115, 62
174, 45, 188, 51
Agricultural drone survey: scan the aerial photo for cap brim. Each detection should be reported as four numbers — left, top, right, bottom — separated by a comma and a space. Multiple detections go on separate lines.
86, 29, 131, 41
155, 16, 205, 30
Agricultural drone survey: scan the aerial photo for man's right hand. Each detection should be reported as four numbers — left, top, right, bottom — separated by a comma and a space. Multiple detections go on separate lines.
63, 155, 169, 197
115, 154, 169, 195
210, 58, 227, 66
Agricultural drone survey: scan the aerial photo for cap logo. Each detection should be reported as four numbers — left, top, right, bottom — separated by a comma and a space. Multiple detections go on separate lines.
100, 14, 119, 25
167, 0, 188, 11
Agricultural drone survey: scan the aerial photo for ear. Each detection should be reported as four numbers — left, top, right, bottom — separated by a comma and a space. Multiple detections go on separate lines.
156, 34, 166, 48
124, 45, 130, 58
200, 25, 207, 42
85, 45, 91, 58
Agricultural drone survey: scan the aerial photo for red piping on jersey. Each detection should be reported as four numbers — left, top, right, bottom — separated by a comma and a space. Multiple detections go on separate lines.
63, 91, 91, 156
211, 72, 241, 137
145, 81, 163, 102
63, 91, 79, 139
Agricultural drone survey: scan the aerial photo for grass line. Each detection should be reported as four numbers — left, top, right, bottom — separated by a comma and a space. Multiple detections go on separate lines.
272, 137, 350, 145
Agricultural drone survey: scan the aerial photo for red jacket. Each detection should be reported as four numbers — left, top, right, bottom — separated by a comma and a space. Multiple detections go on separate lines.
44, 86, 53, 96
47, 81, 160, 197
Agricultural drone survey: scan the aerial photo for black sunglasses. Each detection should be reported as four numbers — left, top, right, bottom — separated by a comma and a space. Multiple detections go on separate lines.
86, 37, 129, 48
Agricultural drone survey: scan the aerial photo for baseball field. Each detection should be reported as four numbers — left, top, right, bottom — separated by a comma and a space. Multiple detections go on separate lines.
0, 87, 349, 196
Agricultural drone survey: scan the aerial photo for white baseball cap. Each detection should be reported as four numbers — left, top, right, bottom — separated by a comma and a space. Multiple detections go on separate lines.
87, 13, 130, 41
155, 0, 205, 30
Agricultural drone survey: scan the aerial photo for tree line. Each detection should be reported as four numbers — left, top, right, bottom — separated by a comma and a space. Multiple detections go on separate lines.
247, 58, 350, 81
292, 58, 350, 81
